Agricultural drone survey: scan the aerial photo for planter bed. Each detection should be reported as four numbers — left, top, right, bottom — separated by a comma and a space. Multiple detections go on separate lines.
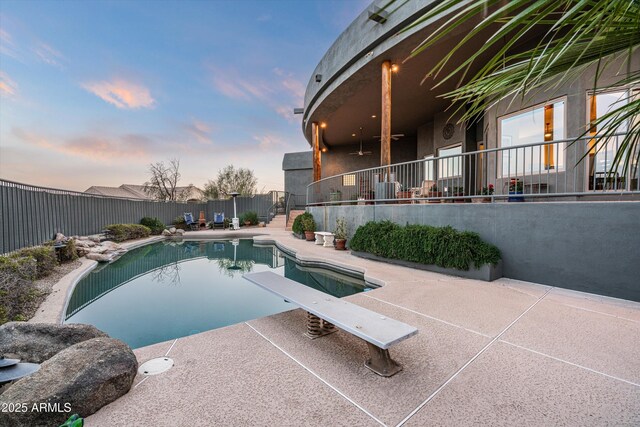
350, 250, 502, 282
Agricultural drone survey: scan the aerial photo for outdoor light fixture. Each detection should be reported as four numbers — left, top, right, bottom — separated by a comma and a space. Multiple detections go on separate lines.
391, 64, 399, 72
321, 147, 327, 153
371, 115, 377, 118
230, 192, 240, 230
293, 108, 304, 114
315, 74, 322, 82
352, 133, 356, 137
368, 7, 389, 24
320, 122, 327, 128
544, 122, 552, 138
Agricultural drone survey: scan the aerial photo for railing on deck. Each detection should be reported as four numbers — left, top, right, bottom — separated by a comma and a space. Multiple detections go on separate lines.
307, 134, 639, 205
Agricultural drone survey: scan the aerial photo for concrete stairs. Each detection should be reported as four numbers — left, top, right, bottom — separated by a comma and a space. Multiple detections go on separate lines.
266, 215, 286, 229
286, 210, 306, 230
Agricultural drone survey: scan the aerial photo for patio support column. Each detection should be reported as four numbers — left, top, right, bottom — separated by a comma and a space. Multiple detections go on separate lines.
381, 60, 392, 180
312, 122, 322, 182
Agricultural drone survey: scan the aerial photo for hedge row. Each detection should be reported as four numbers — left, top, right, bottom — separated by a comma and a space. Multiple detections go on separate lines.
349, 221, 501, 270
104, 224, 151, 242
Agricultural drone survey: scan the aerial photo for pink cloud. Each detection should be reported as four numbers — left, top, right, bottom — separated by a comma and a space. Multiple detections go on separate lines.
183, 119, 214, 144
81, 78, 155, 109
253, 134, 285, 151
0, 71, 17, 97
0, 28, 19, 59
12, 127, 153, 162
209, 66, 304, 122
33, 42, 64, 68
211, 69, 272, 101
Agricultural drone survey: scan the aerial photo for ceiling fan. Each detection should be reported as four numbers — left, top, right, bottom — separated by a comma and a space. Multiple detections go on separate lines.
350, 127, 372, 156
373, 133, 405, 141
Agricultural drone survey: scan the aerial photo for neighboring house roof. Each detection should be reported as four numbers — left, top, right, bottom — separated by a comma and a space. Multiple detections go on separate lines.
84, 184, 205, 201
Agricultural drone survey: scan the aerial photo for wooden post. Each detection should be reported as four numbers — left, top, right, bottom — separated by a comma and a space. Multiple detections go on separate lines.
381, 60, 392, 180
312, 122, 322, 182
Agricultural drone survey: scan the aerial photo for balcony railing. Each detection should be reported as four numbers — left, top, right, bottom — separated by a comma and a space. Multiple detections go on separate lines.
307, 134, 639, 205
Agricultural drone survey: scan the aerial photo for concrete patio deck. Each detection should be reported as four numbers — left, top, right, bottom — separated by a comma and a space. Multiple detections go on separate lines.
83, 226, 640, 426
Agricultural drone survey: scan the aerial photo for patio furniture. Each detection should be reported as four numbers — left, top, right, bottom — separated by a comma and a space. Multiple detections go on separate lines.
212, 212, 226, 230
243, 271, 418, 377
183, 212, 198, 231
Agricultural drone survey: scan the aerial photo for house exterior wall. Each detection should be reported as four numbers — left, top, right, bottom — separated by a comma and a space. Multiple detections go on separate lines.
283, 151, 313, 202
321, 139, 417, 178
309, 202, 640, 302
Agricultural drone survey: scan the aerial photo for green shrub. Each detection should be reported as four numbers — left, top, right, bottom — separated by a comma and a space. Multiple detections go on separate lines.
240, 211, 259, 225
292, 212, 313, 235
349, 221, 501, 270
140, 217, 165, 235
173, 216, 187, 230
0, 255, 38, 324
57, 239, 79, 263
104, 224, 151, 242
13, 246, 58, 279
301, 216, 316, 232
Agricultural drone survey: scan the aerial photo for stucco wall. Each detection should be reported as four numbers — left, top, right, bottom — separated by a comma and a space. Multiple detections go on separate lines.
283, 151, 313, 201
309, 202, 640, 302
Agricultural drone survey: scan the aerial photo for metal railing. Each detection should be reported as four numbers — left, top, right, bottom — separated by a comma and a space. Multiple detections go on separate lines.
307, 134, 639, 205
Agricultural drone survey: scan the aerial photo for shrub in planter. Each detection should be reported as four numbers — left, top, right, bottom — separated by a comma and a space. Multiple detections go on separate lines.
104, 224, 151, 242
292, 212, 313, 237
334, 218, 348, 250
301, 216, 316, 241
349, 221, 500, 270
140, 217, 165, 235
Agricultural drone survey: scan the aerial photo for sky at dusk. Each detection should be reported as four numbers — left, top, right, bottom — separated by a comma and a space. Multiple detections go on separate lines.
0, 0, 369, 192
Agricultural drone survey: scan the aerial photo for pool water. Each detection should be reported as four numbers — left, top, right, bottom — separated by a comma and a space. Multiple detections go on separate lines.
64, 240, 370, 348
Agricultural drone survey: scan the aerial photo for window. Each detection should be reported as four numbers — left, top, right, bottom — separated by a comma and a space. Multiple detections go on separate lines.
342, 174, 356, 186
498, 100, 565, 177
587, 89, 639, 190
437, 145, 462, 179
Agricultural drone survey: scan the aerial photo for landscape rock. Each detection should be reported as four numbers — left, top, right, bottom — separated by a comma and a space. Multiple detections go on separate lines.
169, 227, 176, 233
175, 229, 185, 235
0, 337, 137, 427
54, 233, 66, 243
85, 252, 113, 262
162, 229, 172, 236
88, 235, 101, 243
0, 322, 107, 364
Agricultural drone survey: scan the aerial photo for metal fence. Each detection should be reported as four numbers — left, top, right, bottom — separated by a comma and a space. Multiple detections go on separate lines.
0, 179, 280, 253
307, 134, 639, 205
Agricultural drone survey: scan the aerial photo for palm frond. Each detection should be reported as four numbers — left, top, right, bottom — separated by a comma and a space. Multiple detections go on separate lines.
394, 0, 640, 175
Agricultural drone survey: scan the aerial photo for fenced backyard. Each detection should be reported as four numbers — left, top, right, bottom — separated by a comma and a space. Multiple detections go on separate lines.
0, 179, 284, 253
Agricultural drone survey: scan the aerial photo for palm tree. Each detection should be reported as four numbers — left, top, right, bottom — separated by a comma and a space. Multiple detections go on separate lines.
396, 0, 639, 177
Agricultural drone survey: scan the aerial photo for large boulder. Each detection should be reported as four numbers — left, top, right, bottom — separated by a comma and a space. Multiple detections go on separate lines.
0, 337, 137, 427
0, 322, 107, 363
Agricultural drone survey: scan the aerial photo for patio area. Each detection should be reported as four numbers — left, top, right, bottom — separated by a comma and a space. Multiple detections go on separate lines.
74, 226, 640, 426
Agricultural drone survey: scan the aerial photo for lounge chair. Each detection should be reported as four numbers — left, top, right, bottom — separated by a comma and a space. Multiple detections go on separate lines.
213, 212, 225, 230
183, 212, 198, 231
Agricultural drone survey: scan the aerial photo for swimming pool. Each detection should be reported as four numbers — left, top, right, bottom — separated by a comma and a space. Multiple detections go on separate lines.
64, 239, 371, 348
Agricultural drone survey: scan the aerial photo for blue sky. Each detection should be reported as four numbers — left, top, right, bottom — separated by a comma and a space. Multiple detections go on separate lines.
0, 0, 369, 191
